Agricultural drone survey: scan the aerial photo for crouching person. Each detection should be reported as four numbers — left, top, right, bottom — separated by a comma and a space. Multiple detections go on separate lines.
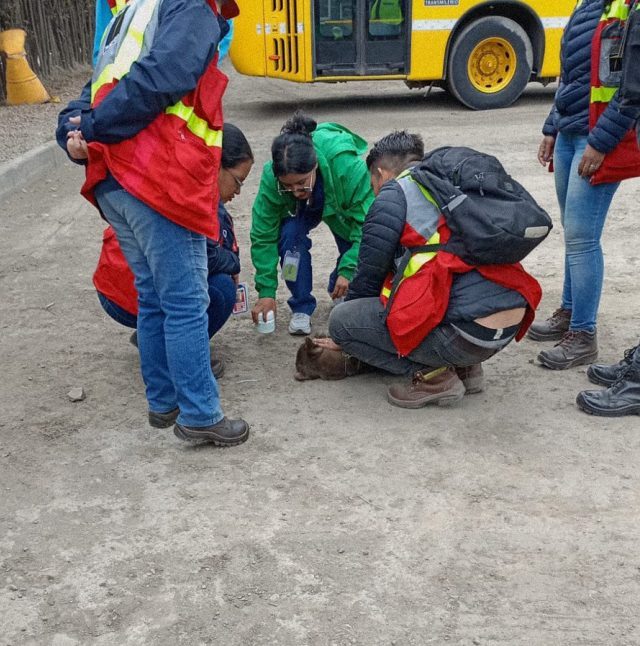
326, 131, 543, 408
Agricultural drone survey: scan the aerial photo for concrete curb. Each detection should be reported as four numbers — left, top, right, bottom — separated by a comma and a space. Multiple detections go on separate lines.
0, 140, 67, 202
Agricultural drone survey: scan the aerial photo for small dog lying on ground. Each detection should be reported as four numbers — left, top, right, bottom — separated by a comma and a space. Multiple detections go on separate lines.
294, 337, 373, 381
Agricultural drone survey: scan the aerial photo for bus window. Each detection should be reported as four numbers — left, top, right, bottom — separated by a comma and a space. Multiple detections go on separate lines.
368, 0, 404, 38
317, 0, 354, 40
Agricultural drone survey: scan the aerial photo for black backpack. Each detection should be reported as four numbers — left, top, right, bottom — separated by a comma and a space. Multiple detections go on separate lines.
410, 146, 553, 265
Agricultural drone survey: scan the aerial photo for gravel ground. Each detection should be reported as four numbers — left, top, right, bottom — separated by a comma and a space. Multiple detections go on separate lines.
3, 66, 640, 645
0, 66, 90, 164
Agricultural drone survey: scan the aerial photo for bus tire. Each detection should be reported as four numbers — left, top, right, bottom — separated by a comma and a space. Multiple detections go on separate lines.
446, 16, 533, 110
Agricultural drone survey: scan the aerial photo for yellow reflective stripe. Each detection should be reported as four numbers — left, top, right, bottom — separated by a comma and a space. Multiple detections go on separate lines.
165, 102, 223, 147
381, 286, 391, 298
92, 0, 160, 100
603, 0, 629, 20
403, 230, 441, 278
91, 30, 144, 98
591, 85, 618, 102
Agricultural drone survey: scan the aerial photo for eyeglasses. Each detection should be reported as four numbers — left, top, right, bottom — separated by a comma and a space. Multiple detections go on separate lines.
225, 168, 244, 190
277, 168, 316, 195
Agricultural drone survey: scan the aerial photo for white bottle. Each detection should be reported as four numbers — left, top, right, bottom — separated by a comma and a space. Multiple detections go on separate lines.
257, 310, 275, 334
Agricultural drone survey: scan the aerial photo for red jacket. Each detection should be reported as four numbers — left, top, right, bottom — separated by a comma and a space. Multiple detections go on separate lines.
384, 220, 542, 356
82, 0, 227, 240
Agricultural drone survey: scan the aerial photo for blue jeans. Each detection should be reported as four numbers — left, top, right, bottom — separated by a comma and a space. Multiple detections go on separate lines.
278, 215, 352, 315
94, 177, 223, 427
553, 132, 620, 332
97, 272, 236, 338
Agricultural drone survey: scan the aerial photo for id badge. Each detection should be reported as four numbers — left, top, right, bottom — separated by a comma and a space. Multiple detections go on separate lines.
282, 250, 300, 282
233, 281, 249, 315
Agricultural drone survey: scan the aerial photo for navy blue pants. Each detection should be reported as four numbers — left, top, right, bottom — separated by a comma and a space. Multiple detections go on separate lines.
278, 214, 352, 316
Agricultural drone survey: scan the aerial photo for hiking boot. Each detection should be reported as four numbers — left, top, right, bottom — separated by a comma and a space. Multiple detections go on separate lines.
289, 312, 311, 336
174, 417, 250, 446
387, 367, 465, 409
537, 330, 598, 370
587, 344, 639, 387
527, 308, 571, 342
149, 407, 179, 428
577, 366, 640, 417
455, 364, 484, 394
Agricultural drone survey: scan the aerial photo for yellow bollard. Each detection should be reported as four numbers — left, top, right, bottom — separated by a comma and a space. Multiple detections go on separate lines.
0, 28, 50, 105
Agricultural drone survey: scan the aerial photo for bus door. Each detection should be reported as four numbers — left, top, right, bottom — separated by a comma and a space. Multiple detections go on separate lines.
314, 0, 407, 77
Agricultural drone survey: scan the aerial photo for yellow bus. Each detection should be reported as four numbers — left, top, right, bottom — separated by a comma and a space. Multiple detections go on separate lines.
229, 0, 575, 110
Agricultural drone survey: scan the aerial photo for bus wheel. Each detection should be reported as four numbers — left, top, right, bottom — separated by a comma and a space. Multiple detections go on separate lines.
447, 16, 533, 110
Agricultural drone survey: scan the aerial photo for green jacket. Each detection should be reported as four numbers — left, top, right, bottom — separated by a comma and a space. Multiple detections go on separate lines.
250, 123, 374, 299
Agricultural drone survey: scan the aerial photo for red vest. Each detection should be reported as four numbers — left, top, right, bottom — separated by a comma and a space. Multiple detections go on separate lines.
82, 0, 226, 240
590, 0, 640, 184
93, 226, 138, 315
382, 218, 542, 357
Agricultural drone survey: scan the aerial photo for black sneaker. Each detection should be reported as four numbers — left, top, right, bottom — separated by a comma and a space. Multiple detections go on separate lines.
174, 417, 249, 446
577, 366, 640, 417
538, 329, 598, 370
527, 308, 571, 342
587, 344, 639, 387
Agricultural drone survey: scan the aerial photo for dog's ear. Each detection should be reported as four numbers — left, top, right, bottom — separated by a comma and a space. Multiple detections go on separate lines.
305, 337, 323, 355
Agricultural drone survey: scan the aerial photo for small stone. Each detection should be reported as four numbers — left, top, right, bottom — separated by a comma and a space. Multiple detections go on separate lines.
67, 387, 86, 402
8, 584, 18, 591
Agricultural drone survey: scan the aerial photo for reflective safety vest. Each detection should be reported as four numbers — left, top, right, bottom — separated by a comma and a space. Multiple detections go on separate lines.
107, 0, 129, 16
380, 173, 441, 308
369, 0, 404, 36
379, 174, 542, 356
589, 0, 640, 184
82, 0, 227, 240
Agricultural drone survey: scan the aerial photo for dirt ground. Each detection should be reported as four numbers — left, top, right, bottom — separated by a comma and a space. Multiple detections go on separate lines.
1, 63, 640, 645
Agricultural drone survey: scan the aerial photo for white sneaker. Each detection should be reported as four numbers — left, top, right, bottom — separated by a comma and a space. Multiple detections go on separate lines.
288, 312, 311, 335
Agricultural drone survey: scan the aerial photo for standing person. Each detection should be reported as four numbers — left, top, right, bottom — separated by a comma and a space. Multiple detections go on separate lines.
57, 0, 249, 446
576, 1, 640, 416
250, 112, 374, 336
93, 123, 254, 379
529, 0, 640, 370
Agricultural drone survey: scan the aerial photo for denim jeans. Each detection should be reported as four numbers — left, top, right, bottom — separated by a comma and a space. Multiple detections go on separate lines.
553, 132, 620, 332
94, 177, 223, 427
329, 298, 505, 378
278, 214, 352, 316
97, 272, 237, 338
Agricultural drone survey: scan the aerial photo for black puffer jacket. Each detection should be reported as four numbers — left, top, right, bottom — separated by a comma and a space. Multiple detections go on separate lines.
345, 180, 405, 300
543, 0, 638, 153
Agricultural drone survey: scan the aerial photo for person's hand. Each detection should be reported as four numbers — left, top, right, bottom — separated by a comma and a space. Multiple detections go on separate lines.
251, 297, 277, 324
69, 116, 81, 127
66, 130, 88, 160
331, 276, 349, 300
537, 136, 555, 166
313, 337, 342, 352
578, 145, 606, 178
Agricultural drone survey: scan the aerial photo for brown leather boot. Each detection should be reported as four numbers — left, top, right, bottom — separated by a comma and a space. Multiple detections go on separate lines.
455, 364, 484, 394
538, 329, 598, 370
527, 308, 571, 341
387, 367, 465, 409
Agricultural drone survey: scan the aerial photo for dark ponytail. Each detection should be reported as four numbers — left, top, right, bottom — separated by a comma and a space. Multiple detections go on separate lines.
271, 111, 318, 177
221, 123, 254, 170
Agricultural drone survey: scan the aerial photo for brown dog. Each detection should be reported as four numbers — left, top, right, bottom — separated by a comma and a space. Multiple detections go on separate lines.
294, 337, 372, 381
